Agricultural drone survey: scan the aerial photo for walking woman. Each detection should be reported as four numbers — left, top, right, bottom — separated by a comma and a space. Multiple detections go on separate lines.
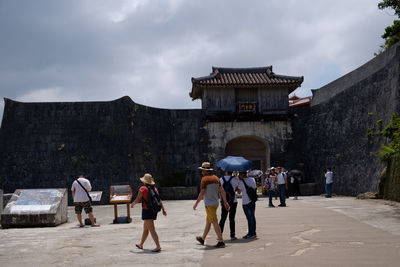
131, 173, 167, 252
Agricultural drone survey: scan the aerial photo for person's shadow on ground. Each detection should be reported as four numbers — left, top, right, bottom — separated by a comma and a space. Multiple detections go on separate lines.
197, 237, 258, 250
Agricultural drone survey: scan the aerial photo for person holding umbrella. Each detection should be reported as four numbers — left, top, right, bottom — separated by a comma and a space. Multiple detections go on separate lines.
218, 171, 239, 241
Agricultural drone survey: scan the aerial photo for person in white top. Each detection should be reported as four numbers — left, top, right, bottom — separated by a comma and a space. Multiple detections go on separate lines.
237, 172, 257, 239
325, 168, 333, 198
71, 174, 99, 227
276, 167, 288, 207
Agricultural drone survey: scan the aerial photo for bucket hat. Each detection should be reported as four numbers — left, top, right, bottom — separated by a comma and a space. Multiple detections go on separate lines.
140, 173, 155, 185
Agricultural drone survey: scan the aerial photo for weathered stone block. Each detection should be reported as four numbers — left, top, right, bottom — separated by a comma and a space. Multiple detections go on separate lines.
3, 193, 13, 208
1, 188, 68, 228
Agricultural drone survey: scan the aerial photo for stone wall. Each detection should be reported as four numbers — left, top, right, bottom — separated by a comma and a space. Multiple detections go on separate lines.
158, 186, 198, 200
205, 120, 292, 169
290, 44, 400, 195
0, 97, 206, 204
0, 189, 3, 217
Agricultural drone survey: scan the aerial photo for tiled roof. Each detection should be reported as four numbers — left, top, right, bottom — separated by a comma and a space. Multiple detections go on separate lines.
289, 96, 312, 108
190, 66, 303, 99
289, 94, 300, 101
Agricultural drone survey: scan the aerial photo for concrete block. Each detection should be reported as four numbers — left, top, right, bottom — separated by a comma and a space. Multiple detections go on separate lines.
1, 188, 68, 228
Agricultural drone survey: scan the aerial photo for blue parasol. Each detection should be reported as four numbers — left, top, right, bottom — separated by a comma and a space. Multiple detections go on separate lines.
216, 156, 253, 172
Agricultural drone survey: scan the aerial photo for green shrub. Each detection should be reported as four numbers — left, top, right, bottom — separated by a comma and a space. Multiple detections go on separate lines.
372, 113, 400, 162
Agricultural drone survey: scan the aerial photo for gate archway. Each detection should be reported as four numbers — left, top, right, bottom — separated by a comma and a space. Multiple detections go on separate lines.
225, 136, 270, 171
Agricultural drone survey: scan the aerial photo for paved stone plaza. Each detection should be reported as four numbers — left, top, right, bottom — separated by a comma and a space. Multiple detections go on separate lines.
1, 196, 399, 266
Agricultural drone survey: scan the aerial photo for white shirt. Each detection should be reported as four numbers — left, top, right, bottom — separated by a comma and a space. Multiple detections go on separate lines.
326, 171, 333, 184
71, 177, 92, 202
277, 173, 286, 185
220, 175, 239, 203
238, 177, 256, 205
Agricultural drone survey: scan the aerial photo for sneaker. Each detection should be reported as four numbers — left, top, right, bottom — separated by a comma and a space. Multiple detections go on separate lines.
242, 234, 250, 239
196, 236, 204, 245
230, 236, 237, 241
269, 204, 275, 208
248, 234, 257, 239
215, 241, 225, 248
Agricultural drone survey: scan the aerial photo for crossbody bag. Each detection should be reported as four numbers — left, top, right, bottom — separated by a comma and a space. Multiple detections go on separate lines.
75, 179, 92, 203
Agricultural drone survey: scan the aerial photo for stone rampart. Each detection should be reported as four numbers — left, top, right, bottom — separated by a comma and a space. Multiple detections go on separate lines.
291, 44, 400, 195
158, 186, 198, 200
0, 189, 3, 218
0, 97, 206, 204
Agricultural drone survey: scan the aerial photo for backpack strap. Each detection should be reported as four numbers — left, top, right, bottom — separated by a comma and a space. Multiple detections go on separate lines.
75, 179, 92, 203
242, 179, 250, 189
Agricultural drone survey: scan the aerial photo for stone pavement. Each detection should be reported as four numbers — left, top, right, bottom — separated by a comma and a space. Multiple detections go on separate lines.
0, 196, 399, 267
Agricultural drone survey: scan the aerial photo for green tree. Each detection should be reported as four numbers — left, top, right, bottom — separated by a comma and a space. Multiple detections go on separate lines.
378, 0, 400, 16
378, 0, 400, 49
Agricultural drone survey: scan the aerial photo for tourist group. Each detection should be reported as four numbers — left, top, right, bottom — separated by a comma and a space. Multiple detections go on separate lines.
71, 161, 333, 252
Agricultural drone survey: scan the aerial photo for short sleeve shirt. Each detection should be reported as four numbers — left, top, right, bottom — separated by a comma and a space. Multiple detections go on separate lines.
71, 178, 92, 202
326, 172, 333, 184
277, 173, 286, 185
201, 175, 221, 206
139, 185, 159, 210
238, 177, 257, 205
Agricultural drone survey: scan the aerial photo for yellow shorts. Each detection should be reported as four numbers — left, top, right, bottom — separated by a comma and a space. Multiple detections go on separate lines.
205, 205, 218, 223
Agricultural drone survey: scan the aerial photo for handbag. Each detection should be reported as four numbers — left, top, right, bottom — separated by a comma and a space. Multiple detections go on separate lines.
75, 179, 92, 203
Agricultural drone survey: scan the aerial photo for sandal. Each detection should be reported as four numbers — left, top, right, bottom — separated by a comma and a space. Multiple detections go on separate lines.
135, 244, 143, 250
152, 248, 161, 253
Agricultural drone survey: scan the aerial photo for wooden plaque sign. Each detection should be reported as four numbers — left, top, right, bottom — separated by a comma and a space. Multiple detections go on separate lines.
109, 185, 133, 223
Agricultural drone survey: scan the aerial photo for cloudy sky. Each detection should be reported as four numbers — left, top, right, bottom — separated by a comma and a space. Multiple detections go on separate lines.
0, 0, 395, 122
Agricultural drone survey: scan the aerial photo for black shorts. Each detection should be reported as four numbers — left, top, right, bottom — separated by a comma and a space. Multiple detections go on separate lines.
74, 201, 93, 214
142, 208, 157, 220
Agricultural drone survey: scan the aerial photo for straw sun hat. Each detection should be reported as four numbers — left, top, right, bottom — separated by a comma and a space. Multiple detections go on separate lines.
140, 173, 155, 185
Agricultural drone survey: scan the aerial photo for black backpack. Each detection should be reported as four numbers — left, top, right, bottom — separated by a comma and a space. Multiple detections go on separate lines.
222, 176, 235, 204
145, 185, 162, 213
242, 179, 258, 203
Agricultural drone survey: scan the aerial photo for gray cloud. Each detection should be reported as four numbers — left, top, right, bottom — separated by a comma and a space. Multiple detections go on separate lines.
0, 0, 395, 122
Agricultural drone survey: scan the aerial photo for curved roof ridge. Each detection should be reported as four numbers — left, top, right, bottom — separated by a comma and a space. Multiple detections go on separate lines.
272, 73, 304, 82
212, 66, 272, 74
